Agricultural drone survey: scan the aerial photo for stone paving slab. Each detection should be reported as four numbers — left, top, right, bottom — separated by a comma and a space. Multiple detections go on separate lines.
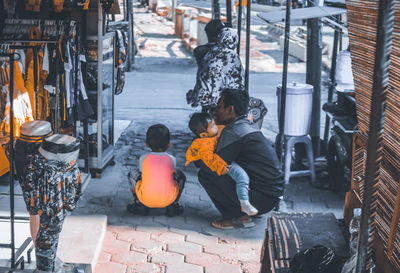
58, 215, 107, 271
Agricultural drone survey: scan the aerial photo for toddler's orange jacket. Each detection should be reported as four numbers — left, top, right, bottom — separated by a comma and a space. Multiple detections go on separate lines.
185, 125, 227, 176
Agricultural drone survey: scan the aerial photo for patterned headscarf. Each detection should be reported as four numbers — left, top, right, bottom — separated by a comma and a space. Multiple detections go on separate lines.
195, 28, 245, 107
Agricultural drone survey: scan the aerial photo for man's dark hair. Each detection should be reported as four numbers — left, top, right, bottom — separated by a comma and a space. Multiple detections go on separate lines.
205, 20, 225, 42
189, 112, 213, 137
146, 124, 170, 151
220, 89, 249, 116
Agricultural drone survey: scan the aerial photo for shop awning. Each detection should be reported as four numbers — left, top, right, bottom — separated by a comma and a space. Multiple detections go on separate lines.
257, 6, 346, 23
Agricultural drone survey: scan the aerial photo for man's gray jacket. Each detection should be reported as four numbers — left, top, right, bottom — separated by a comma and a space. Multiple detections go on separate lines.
201, 116, 284, 198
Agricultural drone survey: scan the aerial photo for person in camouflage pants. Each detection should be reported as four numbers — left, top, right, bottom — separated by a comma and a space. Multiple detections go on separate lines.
35, 213, 65, 272
22, 154, 81, 273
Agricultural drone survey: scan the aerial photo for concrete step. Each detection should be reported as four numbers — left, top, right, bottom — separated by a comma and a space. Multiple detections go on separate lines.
0, 221, 34, 267
58, 215, 107, 273
0, 268, 34, 272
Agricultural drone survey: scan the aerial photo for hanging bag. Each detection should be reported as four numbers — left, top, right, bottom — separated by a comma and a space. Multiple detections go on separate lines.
114, 30, 128, 95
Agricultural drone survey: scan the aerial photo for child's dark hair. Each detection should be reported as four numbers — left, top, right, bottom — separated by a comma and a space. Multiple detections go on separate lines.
146, 124, 170, 151
189, 112, 212, 136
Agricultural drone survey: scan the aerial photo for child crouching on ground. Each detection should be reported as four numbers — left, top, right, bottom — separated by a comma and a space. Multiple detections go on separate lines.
186, 113, 258, 216
127, 124, 186, 216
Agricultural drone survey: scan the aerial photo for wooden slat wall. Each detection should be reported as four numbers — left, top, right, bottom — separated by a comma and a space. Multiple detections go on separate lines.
346, 133, 400, 273
346, 1, 400, 272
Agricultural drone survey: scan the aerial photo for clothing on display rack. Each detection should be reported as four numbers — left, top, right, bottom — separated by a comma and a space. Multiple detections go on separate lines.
0, 19, 93, 133
2, 0, 17, 16
68, 0, 91, 9
26, 26, 47, 120
23, 0, 91, 12
115, 29, 127, 95
0, 144, 10, 176
101, 0, 114, 12
24, 0, 42, 12
0, 60, 34, 137
22, 134, 81, 272
62, 39, 94, 125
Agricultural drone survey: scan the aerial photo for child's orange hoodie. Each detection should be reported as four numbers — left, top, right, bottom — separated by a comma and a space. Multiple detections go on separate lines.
185, 125, 228, 175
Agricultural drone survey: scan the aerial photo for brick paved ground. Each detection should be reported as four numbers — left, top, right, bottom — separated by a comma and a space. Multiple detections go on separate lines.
72, 6, 346, 273
75, 122, 345, 273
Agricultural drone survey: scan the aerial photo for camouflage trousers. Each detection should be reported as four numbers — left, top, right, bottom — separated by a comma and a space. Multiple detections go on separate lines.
36, 213, 65, 272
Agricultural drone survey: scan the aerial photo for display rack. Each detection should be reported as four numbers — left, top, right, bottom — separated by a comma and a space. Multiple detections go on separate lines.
77, 3, 115, 178
0, 18, 91, 270
0, 50, 33, 272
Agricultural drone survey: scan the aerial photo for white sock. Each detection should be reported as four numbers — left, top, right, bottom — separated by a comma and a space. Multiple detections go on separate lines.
240, 200, 258, 216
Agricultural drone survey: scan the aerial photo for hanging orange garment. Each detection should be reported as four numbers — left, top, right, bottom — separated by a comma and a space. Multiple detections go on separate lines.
0, 62, 34, 137
25, 26, 41, 119
26, 27, 49, 120
76, 0, 90, 9
24, 0, 42, 11
0, 145, 10, 176
53, 0, 65, 12
235, 0, 247, 10
26, 49, 49, 120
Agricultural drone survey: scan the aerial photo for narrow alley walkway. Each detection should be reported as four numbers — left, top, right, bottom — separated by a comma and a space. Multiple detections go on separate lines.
72, 5, 346, 273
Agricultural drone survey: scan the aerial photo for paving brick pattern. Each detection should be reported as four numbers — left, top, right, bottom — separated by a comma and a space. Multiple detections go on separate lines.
91, 119, 345, 273
80, 5, 347, 273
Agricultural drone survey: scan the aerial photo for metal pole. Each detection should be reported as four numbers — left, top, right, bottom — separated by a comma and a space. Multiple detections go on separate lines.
131, 0, 135, 65
355, 0, 395, 271
127, 0, 134, 70
123, 0, 127, 20
244, 0, 251, 95
226, 0, 233, 27
212, 0, 221, 19
306, 0, 322, 157
82, 10, 90, 174
323, 21, 340, 149
237, 0, 243, 54
172, 0, 177, 24
9, 55, 16, 269
278, 0, 291, 163
33, 48, 39, 119
74, 24, 80, 137
55, 48, 59, 133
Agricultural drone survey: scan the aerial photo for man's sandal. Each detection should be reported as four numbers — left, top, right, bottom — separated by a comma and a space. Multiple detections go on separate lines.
211, 215, 255, 229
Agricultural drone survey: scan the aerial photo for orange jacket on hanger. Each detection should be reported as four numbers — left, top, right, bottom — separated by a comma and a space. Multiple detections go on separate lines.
0, 62, 34, 137
24, 0, 42, 11
0, 145, 10, 176
53, 0, 64, 12
83, 0, 90, 9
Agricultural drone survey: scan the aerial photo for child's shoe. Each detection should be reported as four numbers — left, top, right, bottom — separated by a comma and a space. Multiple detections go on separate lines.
240, 200, 258, 216
166, 202, 184, 217
127, 202, 149, 216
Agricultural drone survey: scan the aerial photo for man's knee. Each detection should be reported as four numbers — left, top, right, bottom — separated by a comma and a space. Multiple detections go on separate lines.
250, 192, 279, 214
